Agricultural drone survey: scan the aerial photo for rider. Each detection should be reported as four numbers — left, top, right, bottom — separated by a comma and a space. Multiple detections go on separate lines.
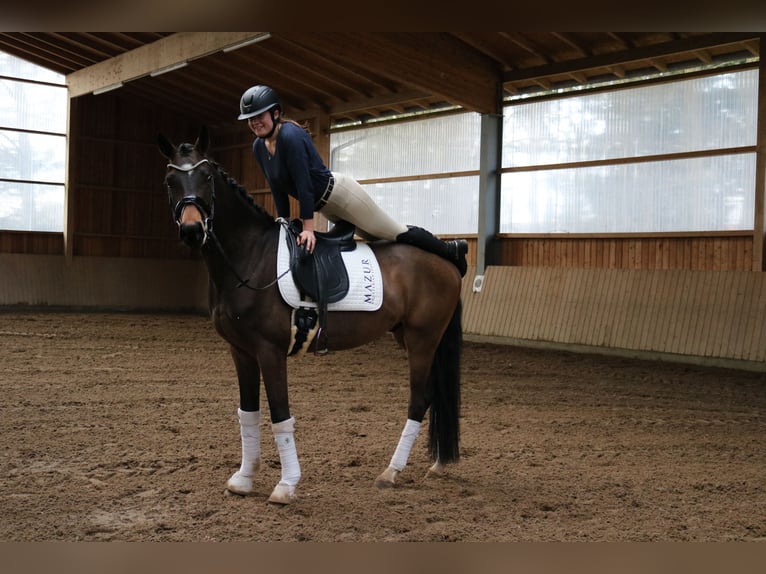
238, 84, 468, 277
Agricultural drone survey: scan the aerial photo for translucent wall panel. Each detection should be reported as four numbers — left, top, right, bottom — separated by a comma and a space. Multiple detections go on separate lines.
0, 181, 64, 232
331, 113, 481, 180
0, 79, 67, 133
1, 50, 67, 232
364, 176, 479, 235
503, 70, 758, 167
501, 154, 756, 233
0, 52, 64, 84
0, 131, 66, 183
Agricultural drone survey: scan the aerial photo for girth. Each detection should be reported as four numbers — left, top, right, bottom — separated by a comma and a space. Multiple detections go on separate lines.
284, 219, 357, 333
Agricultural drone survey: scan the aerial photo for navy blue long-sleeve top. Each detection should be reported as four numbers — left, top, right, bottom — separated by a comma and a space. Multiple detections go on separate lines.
252, 122, 333, 220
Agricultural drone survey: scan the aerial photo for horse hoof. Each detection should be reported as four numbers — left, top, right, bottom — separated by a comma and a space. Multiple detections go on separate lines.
374, 466, 398, 489
268, 482, 296, 505
226, 471, 256, 496
426, 461, 447, 478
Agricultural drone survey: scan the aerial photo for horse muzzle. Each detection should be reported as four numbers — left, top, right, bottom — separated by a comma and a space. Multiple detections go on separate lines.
179, 220, 208, 247
176, 201, 210, 247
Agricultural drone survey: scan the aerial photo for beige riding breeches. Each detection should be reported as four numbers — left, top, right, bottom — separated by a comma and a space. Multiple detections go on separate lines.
318, 172, 408, 241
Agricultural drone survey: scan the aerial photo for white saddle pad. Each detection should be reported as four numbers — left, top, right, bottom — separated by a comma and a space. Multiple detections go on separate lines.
276, 225, 383, 312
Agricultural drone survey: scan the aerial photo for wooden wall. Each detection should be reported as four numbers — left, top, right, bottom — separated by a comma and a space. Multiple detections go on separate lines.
0, 253, 206, 310
0, 231, 63, 255
496, 234, 754, 271
67, 93, 200, 260
461, 265, 766, 370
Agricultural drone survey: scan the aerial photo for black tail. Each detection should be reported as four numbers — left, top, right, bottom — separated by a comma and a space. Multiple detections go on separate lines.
428, 299, 462, 463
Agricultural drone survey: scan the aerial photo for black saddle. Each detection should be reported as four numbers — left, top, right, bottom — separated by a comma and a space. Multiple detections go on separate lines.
284, 219, 357, 332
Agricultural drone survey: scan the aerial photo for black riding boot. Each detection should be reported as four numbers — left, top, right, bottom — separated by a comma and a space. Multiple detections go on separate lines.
396, 226, 468, 277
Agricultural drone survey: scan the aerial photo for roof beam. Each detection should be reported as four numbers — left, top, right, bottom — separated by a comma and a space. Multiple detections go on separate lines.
67, 32, 269, 97
504, 32, 759, 84
288, 33, 502, 115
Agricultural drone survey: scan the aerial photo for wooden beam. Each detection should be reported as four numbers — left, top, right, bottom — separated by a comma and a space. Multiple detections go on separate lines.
66, 32, 269, 98
552, 33, 589, 58
503, 33, 759, 84
288, 32, 501, 115
368, 32, 503, 114
753, 35, 766, 271
328, 89, 433, 116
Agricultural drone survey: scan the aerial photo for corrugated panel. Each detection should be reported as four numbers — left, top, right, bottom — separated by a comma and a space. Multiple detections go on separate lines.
463, 266, 766, 365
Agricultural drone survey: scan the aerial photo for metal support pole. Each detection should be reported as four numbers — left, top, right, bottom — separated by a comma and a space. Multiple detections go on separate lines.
474, 109, 503, 291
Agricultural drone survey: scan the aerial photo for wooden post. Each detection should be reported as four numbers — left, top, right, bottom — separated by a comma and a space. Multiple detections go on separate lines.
754, 35, 766, 271
64, 95, 78, 262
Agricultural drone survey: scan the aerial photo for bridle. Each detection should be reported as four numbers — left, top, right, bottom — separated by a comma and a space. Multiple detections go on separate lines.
166, 158, 215, 245
165, 157, 287, 291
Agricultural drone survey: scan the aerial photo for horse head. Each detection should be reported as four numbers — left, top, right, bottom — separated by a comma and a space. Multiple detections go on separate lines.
158, 126, 215, 248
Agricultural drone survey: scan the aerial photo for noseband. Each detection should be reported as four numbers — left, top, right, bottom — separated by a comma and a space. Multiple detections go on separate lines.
166, 159, 215, 245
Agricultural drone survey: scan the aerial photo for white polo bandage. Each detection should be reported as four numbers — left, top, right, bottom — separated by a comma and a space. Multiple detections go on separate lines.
389, 419, 421, 471
237, 408, 261, 476
272, 416, 301, 487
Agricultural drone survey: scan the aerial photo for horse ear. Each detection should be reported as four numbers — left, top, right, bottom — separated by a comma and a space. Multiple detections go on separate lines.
157, 133, 176, 159
195, 125, 210, 155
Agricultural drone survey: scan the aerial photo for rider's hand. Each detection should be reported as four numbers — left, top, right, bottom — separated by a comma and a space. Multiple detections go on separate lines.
298, 229, 316, 253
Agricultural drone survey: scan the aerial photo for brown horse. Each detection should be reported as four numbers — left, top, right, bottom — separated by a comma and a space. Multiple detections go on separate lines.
158, 126, 462, 504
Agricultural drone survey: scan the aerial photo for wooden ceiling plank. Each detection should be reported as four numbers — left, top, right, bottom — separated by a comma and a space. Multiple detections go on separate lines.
607, 64, 627, 78
742, 39, 760, 56
568, 71, 588, 84
648, 58, 669, 73
278, 33, 402, 93
499, 32, 551, 63
552, 33, 589, 58
0, 33, 93, 71
76, 32, 167, 57
331, 32, 501, 114
503, 33, 759, 84
237, 46, 355, 103
67, 32, 270, 98
607, 33, 633, 49
449, 32, 516, 70
328, 89, 435, 117
266, 36, 378, 99
693, 49, 713, 65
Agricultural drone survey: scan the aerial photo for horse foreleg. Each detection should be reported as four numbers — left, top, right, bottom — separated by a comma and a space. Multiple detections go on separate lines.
225, 347, 262, 496
226, 408, 262, 496
268, 416, 301, 504
375, 418, 421, 488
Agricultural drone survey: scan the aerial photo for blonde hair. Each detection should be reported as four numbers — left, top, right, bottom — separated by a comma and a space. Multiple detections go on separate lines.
280, 117, 312, 136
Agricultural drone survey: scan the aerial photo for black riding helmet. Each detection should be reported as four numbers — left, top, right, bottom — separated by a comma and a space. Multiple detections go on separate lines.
239, 85, 282, 138
238, 85, 281, 120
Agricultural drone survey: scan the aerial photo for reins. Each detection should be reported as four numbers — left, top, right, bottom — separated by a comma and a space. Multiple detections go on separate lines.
207, 226, 290, 292
167, 159, 289, 292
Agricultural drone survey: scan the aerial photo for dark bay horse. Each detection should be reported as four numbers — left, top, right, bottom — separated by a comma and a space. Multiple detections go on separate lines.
158, 127, 462, 504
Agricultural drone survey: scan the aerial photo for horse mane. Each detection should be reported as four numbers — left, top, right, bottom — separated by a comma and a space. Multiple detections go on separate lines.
213, 160, 274, 224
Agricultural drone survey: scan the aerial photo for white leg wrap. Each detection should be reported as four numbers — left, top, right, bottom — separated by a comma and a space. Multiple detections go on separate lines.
237, 408, 261, 475
268, 417, 300, 504
389, 419, 421, 471
226, 409, 261, 495
272, 417, 301, 487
